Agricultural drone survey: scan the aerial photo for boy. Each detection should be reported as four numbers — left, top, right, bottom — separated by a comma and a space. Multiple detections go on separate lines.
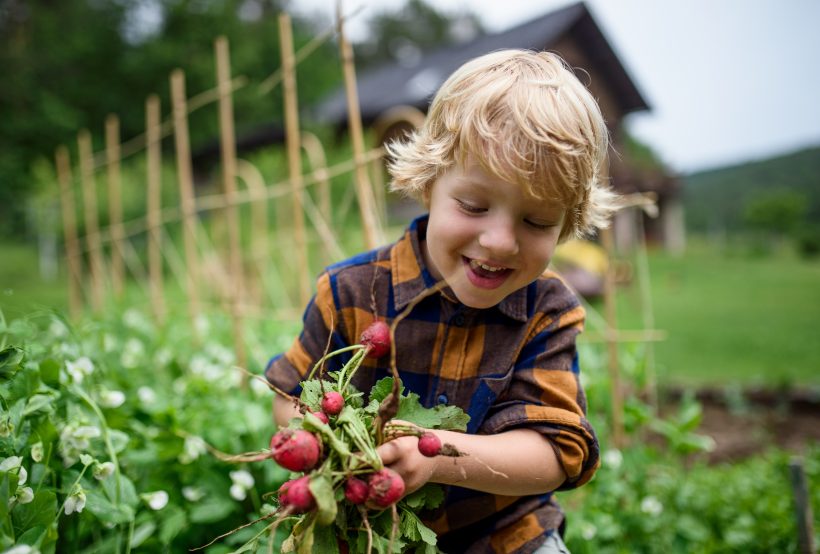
266, 49, 617, 553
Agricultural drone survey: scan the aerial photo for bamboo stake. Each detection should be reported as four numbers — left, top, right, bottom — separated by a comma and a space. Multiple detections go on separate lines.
301, 132, 333, 263
170, 69, 201, 333
55, 146, 83, 318
634, 208, 658, 413
278, 13, 311, 306
300, 132, 331, 227
336, 0, 383, 250
145, 94, 166, 324
215, 35, 248, 378
235, 159, 271, 307
600, 226, 624, 448
77, 129, 106, 313
105, 114, 125, 298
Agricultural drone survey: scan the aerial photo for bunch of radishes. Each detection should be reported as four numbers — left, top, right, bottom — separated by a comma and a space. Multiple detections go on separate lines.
251, 319, 466, 552
269, 320, 455, 516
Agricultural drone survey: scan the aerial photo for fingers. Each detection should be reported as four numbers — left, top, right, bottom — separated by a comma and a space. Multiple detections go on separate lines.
376, 438, 405, 466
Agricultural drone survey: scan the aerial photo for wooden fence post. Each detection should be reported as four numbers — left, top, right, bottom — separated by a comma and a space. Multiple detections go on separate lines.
790, 457, 817, 554
55, 146, 83, 319
105, 114, 125, 299
336, 1, 383, 250
145, 94, 166, 324
77, 129, 105, 313
278, 12, 311, 307
170, 69, 201, 333
601, 226, 625, 448
301, 132, 333, 264
215, 35, 248, 376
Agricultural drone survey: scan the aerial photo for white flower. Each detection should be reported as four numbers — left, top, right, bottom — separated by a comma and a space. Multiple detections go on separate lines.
0, 456, 22, 472
17, 466, 27, 486
99, 389, 126, 409
205, 344, 234, 365
17, 486, 34, 504
143, 490, 169, 510
194, 314, 210, 336
49, 319, 68, 338
179, 435, 207, 464
59, 423, 101, 467
73, 426, 102, 441
182, 486, 205, 502
64, 486, 86, 515
154, 348, 172, 367
603, 449, 623, 470
250, 377, 271, 397
103, 333, 119, 353
65, 357, 94, 383
93, 462, 115, 480
260, 503, 277, 515
640, 495, 663, 517
120, 338, 145, 368
3, 545, 39, 554
123, 309, 152, 334
137, 386, 157, 405
31, 442, 44, 463
230, 484, 247, 501
580, 521, 597, 540
230, 470, 254, 490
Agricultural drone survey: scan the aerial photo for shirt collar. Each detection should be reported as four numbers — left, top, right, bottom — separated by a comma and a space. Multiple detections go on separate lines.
389, 215, 529, 322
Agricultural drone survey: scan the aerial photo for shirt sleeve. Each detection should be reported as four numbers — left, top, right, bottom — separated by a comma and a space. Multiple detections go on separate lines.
479, 303, 600, 490
264, 272, 338, 394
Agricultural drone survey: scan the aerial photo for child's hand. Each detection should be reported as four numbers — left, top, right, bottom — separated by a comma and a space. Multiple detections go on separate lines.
376, 428, 439, 495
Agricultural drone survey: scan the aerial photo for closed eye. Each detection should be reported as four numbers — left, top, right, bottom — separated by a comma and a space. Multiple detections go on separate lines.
455, 199, 486, 214
525, 219, 558, 231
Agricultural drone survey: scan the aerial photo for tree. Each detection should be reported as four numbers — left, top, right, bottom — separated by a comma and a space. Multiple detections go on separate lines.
0, 0, 341, 237
354, 0, 485, 69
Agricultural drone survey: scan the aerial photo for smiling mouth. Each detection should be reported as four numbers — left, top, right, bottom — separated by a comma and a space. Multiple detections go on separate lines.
463, 257, 512, 289
469, 259, 509, 273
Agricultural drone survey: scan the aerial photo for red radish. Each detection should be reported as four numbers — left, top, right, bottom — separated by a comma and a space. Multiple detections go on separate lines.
321, 391, 345, 416
367, 468, 405, 508
360, 320, 391, 358
311, 411, 330, 424
270, 429, 321, 472
278, 476, 315, 513
418, 432, 442, 457
344, 477, 369, 505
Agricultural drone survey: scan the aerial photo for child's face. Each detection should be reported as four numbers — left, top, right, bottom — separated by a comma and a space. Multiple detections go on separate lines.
422, 157, 565, 309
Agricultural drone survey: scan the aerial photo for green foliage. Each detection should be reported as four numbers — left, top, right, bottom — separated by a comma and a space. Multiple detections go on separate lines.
0, 309, 289, 551
684, 146, 820, 235
354, 0, 485, 69
561, 446, 820, 553
743, 189, 808, 235
0, 0, 342, 237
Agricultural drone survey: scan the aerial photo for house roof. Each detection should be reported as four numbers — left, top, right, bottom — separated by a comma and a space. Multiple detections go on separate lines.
312, 2, 649, 126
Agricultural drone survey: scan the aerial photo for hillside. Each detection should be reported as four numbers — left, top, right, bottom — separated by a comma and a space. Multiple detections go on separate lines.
683, 145, 820, 232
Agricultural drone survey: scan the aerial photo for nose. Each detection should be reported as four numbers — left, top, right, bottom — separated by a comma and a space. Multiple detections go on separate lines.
477, 216, 519, 257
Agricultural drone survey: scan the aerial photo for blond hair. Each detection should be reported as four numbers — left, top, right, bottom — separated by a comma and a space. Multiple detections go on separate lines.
387, 49, 618, 240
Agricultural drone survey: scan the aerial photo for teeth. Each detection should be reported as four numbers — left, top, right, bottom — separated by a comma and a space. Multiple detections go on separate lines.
470, 260, 506, 272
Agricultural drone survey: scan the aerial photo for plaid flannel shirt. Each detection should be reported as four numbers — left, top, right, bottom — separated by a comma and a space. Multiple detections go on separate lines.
265, 216, 599, 554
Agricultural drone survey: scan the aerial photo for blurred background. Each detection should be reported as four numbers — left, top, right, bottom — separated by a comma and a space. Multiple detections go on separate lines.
1, 0, 819, 552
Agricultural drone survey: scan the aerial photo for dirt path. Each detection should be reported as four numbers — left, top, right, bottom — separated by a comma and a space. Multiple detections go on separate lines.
660, 388, 820, 464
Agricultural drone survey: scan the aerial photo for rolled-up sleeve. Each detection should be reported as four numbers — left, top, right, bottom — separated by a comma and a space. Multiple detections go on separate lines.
264, 272, 337, 394
479, 303, 600, 490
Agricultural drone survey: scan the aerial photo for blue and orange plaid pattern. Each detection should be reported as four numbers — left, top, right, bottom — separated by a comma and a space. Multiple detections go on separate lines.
266, 216, 599, 553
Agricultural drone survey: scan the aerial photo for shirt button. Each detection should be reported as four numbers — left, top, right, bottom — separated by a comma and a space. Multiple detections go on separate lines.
437, 393, 448, 405
452, 314, 465, 326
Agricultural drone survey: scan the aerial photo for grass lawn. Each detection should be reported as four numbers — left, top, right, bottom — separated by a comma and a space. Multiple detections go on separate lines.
0, 239, 68, 320
606, 237, 820, 388
3, 233, 819, 389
